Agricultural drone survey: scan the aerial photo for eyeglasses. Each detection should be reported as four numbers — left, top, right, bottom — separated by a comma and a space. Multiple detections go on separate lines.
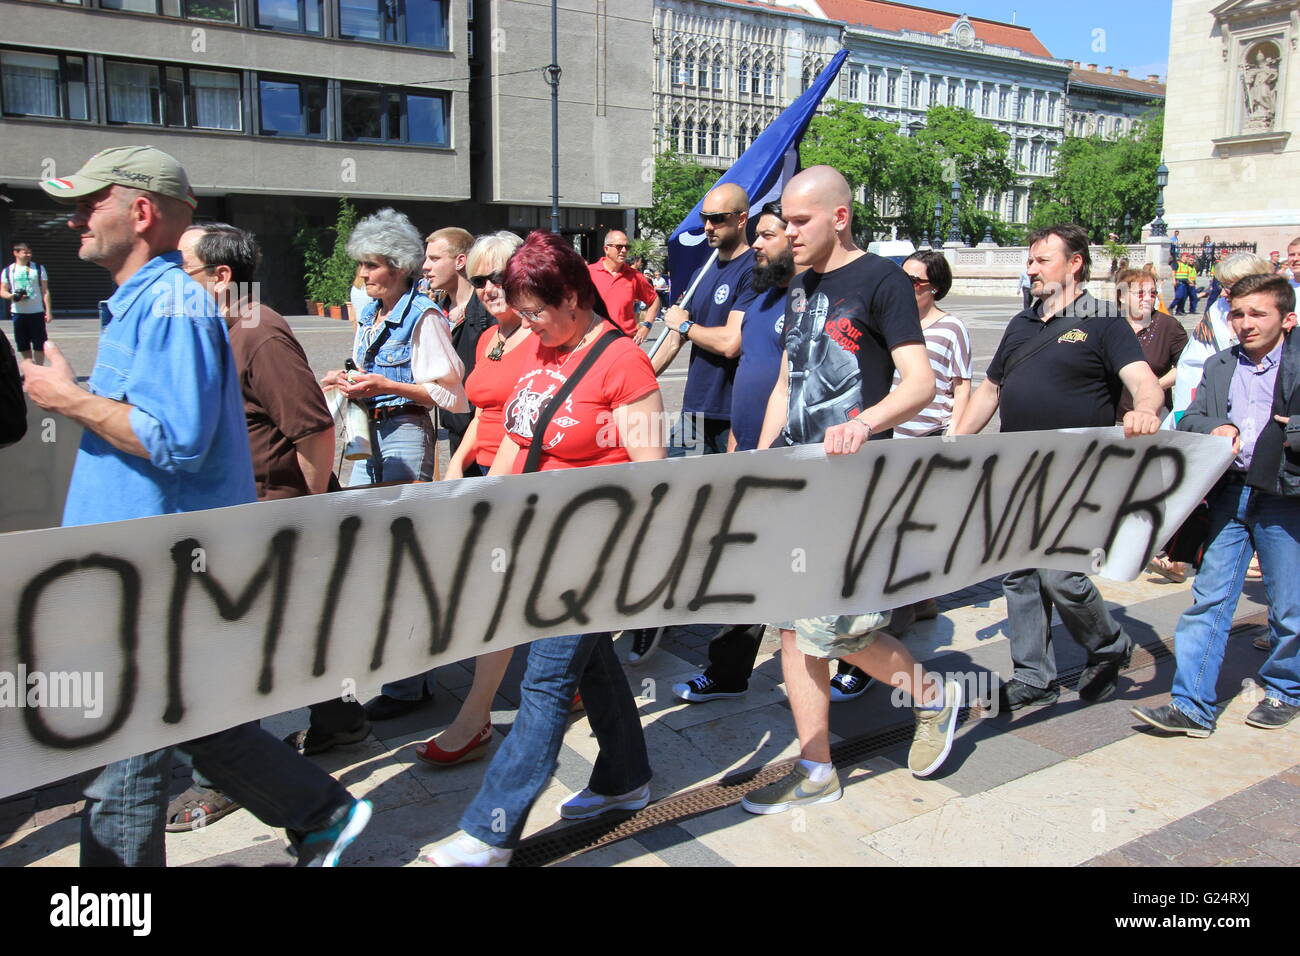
700, 210, 743, 225
606, 243, 629, 251
516, 305, 546, 322
908, 275, 930, 288
182, 264, 214, 277
469, 271, 506, 289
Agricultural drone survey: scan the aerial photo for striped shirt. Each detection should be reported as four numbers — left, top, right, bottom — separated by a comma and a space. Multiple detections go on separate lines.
891, 313, 973, 438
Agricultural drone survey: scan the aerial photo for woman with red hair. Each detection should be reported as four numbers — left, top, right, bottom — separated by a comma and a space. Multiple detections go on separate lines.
426, 230, 665, 866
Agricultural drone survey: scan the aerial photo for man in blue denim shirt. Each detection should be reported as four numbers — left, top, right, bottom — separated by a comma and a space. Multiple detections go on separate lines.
22, 145, 371, 866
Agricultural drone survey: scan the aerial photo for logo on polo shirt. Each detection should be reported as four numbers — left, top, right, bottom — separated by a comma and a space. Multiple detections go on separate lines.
714, 283, 730, 304
1058, 329, 1088, 344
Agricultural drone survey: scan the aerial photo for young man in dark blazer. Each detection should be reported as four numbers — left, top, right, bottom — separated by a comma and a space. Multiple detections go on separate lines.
1134, 273, 1300, 735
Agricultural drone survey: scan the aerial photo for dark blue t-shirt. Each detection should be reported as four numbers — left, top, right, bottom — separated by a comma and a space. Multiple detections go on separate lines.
682, 248, 756, 420
730, 284, 786, 451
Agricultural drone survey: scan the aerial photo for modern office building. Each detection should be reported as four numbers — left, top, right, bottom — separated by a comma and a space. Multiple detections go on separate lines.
0, 0, 652, 311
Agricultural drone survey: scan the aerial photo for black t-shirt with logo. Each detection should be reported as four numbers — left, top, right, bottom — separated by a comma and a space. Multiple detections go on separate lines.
985, 291, 1145, 433
781, 252, 923, 445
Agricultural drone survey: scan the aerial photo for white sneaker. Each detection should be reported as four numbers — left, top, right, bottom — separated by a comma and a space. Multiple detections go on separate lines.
557, 782, 651, 820
424, 831, 512, 867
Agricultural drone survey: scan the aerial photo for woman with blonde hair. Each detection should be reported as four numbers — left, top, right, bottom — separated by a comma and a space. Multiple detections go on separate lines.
414, 231, 528, 766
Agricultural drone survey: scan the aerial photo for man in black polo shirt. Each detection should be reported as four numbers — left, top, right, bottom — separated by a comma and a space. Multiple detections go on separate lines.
955, 223, 1164, 710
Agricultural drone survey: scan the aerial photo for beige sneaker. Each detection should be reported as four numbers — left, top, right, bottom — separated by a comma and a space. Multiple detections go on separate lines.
740, 763, 841, 815
909, 678, 962, 777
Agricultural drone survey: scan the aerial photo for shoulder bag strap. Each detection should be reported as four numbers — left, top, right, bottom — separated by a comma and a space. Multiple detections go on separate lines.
523, 326, 623, 474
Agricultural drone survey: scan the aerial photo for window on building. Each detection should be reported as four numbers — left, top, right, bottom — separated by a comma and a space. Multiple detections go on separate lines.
696, 120, 707, 154
697, 56, 708, 88
763, 65, 774, 96
998, 89, 1007, 118
105, 60, 242, 129
669, 116, 681, 151
1018, 92, 1027, 119
1032, 94, 1041, 122
737, 122, 747, 152
1047, 95, 1056, 123
710, 120, 720, 155
258, 74, 326, 136
712, 59, 721, 90
340, 84, 448, 144
737, 59, 748, 92
0, 50, 88, 120
909, 77, 919, 106
1029, 143, 1039, 171
849, 70, 860, 100
929, 78, 939, 105
981, 87, 991, 115
684, 55, 695, 87
1014, 141, 1025, 169
964, 85, 973, 110
886, 75, 896, 104
868, 72, 878, 102
1044, 145, 1054, 173
256, 0, 322, 33
339, 0, 447, 48
102, 0, 237, 21
683, 118, 694, 153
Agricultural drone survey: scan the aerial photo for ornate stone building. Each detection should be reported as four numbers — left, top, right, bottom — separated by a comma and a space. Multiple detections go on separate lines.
1064, 63, 1165, 140
652, 0, 844, 169
1163, 0, 1298, 252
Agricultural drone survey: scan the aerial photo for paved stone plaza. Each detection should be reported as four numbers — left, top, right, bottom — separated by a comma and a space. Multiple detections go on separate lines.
3, 298, 1296, 867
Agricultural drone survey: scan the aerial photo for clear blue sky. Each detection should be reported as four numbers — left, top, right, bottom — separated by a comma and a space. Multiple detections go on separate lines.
943, 0, 1173, 79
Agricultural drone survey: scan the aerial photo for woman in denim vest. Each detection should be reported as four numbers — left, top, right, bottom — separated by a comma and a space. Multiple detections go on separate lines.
322, 208, 467, 486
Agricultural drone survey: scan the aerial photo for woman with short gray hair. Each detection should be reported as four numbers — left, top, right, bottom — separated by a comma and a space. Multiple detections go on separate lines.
322, 207, 470, 715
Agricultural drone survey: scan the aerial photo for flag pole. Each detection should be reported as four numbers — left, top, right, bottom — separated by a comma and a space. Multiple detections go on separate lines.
647, 248, 719, 365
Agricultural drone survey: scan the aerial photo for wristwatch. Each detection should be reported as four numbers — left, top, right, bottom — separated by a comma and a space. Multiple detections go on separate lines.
639, 319, 653, 329
677, 318, 695, 336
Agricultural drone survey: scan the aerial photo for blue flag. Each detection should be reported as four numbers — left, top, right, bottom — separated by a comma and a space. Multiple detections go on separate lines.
666, 49, 848, 301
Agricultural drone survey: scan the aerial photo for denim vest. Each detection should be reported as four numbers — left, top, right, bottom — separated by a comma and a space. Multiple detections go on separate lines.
353, 285, 437, 411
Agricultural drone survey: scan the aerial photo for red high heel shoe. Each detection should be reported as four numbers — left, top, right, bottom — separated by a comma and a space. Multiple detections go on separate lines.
415, 723, 492, 767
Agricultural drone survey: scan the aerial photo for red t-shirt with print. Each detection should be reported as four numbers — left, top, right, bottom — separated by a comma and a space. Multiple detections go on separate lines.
466, 325, 532, 468
502, 327, 658, 472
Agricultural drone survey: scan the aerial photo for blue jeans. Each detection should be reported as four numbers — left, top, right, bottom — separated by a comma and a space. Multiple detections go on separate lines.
81, 722, 351, 866
460, 632, 652, 849
1003, 568, 1131, 689
364, 411, 435, 484
1170, 480, 1300, 728
362, 411, 439, 697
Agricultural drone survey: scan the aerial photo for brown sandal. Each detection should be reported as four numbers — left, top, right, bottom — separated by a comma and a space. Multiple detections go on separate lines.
165, 785, 242, 833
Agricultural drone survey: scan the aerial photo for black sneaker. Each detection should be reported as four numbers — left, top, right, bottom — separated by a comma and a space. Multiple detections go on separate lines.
830, 667, 875, 702
1131, 703, 1214, 738
1078, 643, 1133, 703
997, 678, 1059, 712
672, 674, 746, 703
283, 720, 371, 756
626, 627, 664, 664
1244, 697, 1299, 729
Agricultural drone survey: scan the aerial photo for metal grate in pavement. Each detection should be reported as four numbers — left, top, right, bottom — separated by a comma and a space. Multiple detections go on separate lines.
511, 623, 1272, 867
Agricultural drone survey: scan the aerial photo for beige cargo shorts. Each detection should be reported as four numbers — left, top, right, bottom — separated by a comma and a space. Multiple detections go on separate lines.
774, 610, 892, 660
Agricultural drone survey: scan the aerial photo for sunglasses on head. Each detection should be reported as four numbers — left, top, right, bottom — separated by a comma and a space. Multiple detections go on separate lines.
700, 210, 742, 225
469, 271, 506, 289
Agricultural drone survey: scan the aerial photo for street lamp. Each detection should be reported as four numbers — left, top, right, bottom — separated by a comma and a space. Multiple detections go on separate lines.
932, 199, 942, 245
545, 0, 562, 234
1151, 161, 1168, 238
948, 179, 961, 244
1123, 212, 1132, 242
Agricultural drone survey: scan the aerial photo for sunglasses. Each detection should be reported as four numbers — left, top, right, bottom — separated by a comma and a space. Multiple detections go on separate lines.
908, 275, 930, 287
700, 210, 743, 225
606, 243, 629, 250
469, 271, 506, 289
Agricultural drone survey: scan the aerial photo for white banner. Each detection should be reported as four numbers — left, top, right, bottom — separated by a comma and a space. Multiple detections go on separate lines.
0, 428, 1231, 798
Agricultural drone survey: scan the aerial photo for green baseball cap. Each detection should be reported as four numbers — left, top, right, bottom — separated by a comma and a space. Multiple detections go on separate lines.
40, 145, 197, 208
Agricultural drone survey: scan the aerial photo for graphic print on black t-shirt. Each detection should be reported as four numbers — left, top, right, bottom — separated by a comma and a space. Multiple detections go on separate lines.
780, 254, 923, 446
782, 283, 865, 445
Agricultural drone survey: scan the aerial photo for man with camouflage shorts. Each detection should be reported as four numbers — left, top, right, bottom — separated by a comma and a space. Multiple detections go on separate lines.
741, 167, 962, 814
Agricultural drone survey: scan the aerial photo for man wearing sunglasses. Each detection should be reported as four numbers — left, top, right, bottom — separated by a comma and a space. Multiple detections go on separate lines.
424, 226, 489, 462
589, 229, 660, 343
651, 183, 755, 456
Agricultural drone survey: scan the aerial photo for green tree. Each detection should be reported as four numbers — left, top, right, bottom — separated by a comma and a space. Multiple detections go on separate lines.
640, 151, 717, 242
799, 99, 905, 239
1029, 106, 1163, 242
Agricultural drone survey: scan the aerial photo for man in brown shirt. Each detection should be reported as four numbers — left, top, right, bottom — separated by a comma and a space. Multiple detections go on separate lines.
166, 223, 369, 831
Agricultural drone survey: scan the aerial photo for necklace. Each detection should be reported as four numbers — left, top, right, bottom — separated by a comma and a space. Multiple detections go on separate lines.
553, 316, 604, 373
487, 323, 521, 361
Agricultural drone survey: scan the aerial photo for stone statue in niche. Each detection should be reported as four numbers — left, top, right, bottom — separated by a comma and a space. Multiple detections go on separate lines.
1241, 43, 1280, 133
